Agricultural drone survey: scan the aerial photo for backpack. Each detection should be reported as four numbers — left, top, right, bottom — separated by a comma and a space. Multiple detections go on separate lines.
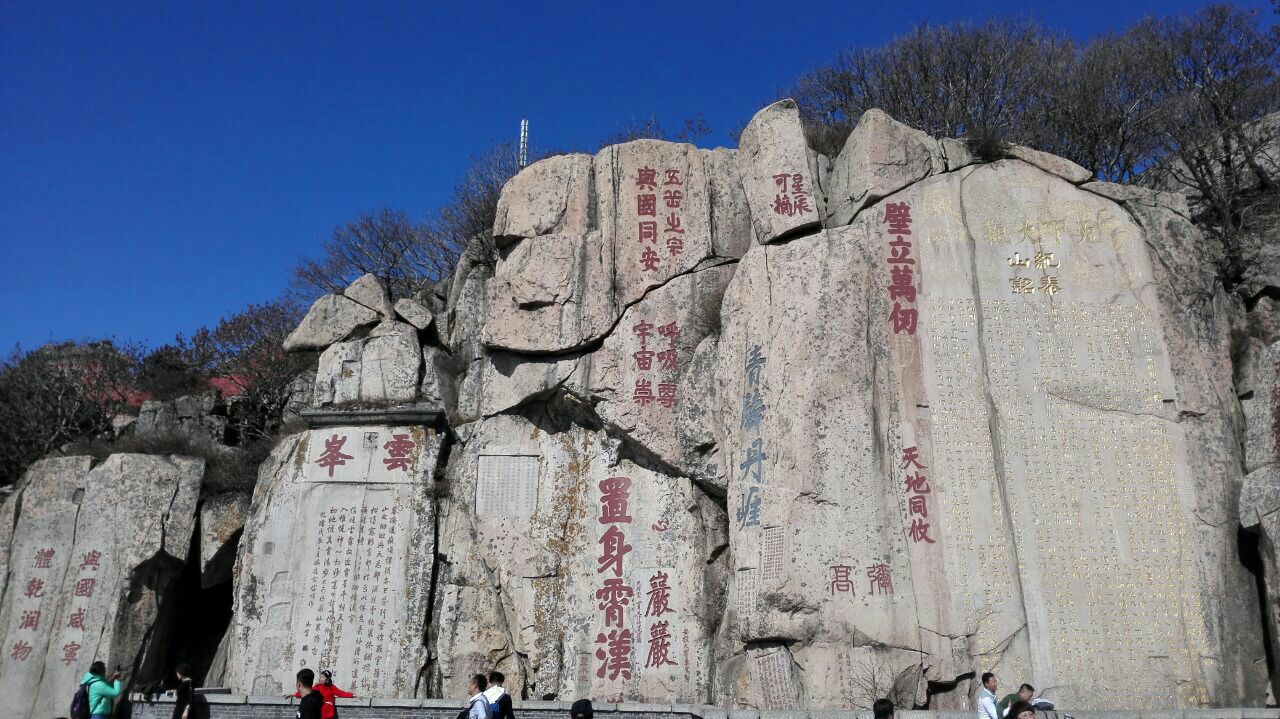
70, 678, 97, 719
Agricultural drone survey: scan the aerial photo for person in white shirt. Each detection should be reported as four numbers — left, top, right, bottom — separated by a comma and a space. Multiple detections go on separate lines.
484, 671, 514, 719
466, 674, 493, 719
977, 672, 1000, 719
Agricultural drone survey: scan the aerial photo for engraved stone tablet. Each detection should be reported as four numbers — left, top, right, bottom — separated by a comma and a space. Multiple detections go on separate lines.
476, 455, 539, 516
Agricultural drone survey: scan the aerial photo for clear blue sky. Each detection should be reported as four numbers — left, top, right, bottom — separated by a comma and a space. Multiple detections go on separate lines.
1, 0, 1272, 351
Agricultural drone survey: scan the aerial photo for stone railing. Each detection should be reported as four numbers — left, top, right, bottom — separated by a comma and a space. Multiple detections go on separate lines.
126, 694, 1280, 719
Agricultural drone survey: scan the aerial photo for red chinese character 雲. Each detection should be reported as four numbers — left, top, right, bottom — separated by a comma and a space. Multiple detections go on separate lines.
382, 434, 416, 472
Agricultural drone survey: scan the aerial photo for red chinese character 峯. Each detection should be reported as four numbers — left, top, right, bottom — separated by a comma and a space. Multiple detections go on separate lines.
597, 525, 633, 577
902, 446, 927, 470
24, 579, 45, 598
883, 202, 912, 233
645, 621, 677, 668
908, 494, 928, 518
34, 548, 55, 568
646, 571, 673, 616
890, 303, 917, 335
316, 434, 353, 478
664, 169, 682, 185
594, 629, 634, 680
636, 167, 657, 190
638, 221, 658, 244
633, 379, 655, 406
68, 608, 87, 629
637, 194, 657, 217
19, 610, 40, 630
382, 434, 416, 471
866, 563, 894, 595
663, 190, 684, 208
656, 382, 677, 408
907, 518, 936, 544
595, 577, 633, 628
60, 641, 81, 666
640, 247, 660, 271
599, 476, 632, 525
74, 578, 96, 598
10, 640, 32, 661
830, 565, 856, 595
80, 550, 102, 570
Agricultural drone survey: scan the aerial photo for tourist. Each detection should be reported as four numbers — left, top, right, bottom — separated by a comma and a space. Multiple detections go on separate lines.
1004, 701, 1036, 719
998, 683, 1034, 717
81, 661, 124, 719
296, 669, 324, 719
465, 674, 493, 719
976, 672, 1000, 719
171, 663, 194, 719
873, 698, 895, 719
293, 669, 356, 719
485, 670, 516, 719
570, 699, 593, 719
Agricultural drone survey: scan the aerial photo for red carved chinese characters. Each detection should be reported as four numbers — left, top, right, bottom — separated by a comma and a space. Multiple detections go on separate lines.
33, 547, 54, 568
901, 445, 935, 544
382, 433, 415, 472
632, 319, 679, 410
646, 571, 673, 616
645, 620, 677, 668
316, 434, 353, 478
594, 477, 636, 680
830, 565, 856, 595
882, 202, 917, 335
772, 173, 813, 216
866, 563, 894, 595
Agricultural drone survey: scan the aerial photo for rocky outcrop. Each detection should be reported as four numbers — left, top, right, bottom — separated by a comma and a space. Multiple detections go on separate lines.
0, 454, 204, 719
135, 391, 228, 442
285, 293, 381, 352
214, 102, 1273, 712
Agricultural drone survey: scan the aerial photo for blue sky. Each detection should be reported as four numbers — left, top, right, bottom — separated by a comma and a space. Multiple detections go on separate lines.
1, 0, 1272, 351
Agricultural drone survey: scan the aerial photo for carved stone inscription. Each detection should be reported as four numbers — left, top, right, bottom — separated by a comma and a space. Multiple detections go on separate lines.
476, 455, 539, 516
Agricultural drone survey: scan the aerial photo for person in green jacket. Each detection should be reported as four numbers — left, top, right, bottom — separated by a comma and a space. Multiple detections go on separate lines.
996, 683, 1035, 717
81, 661, 124, 718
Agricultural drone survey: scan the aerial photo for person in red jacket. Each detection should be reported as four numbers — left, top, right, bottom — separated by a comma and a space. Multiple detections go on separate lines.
292, 669, 354, 719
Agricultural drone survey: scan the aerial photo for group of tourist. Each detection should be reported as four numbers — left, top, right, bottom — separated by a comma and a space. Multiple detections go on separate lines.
976, 672, 1040, 719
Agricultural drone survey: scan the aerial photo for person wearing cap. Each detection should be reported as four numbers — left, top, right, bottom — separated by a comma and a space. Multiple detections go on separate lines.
292, 669, 355, 719
570, 699, 593, 719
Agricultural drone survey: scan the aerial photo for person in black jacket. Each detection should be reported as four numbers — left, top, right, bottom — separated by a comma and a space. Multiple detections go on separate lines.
296, 669, 323, 719
485, 671, 515, 719
171, 663, 194, 719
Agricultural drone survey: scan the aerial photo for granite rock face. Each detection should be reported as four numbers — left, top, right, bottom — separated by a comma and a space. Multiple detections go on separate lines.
213, 103, 1273, 711
285, 294, 381, 352
0, 454, 204, 719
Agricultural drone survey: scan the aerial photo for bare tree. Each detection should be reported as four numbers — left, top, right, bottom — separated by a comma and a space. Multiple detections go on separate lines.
289, 208, 449, 302
596, 114, 713, 150
0, 341, 141, 486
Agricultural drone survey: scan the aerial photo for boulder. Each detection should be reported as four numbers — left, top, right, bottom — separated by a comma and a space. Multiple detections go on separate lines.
737, 99, 822, 243
1005, 143, 1094, 183
199, 491, 251, 587
825, 109, 947, 227
493, 153, 593, 243
284, 294, 380, 352
344, 273, 396, 318
313, 322, 422, 406
225, 427, 442, 697
135, 391, 228, 443
394, 297, 435, 331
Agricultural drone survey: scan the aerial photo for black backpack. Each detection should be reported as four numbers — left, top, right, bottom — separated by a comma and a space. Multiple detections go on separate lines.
70, 678, 97, 719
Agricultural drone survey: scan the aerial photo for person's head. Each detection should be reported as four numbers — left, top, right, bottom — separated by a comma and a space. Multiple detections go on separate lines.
1006, 701, 1035, 719
570, 699, 594, 719
488, 670, 505, 687
297, 668, 315, 692
1018, 683, 1035, 702
320, 669, 333, 685
872, 698, 895, 719
175, 662, 192, 680
89, 661, 107, 677
981, 672, 997, 692
468, 673, 488, 695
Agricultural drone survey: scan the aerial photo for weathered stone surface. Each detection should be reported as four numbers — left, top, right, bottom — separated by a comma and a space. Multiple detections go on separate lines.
483, 232, 615, 353
394, 297, 435, 331
455, 350, 583, 423
737, 100, 822, 243
494, 154, 594, 242
136, 391, 228, 442
346, 273, 396, 319
825, 109, 946, 227
200, 491, 251, 587
285, 294, 380, 352
1242, 340, 1279, 474
0, 454, 203, 719
225, 426, 442, 697
427, 408, 717, 702
313, 322, 422, 406
713, 159, 1263, 709
1006, 144, 1093, 183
